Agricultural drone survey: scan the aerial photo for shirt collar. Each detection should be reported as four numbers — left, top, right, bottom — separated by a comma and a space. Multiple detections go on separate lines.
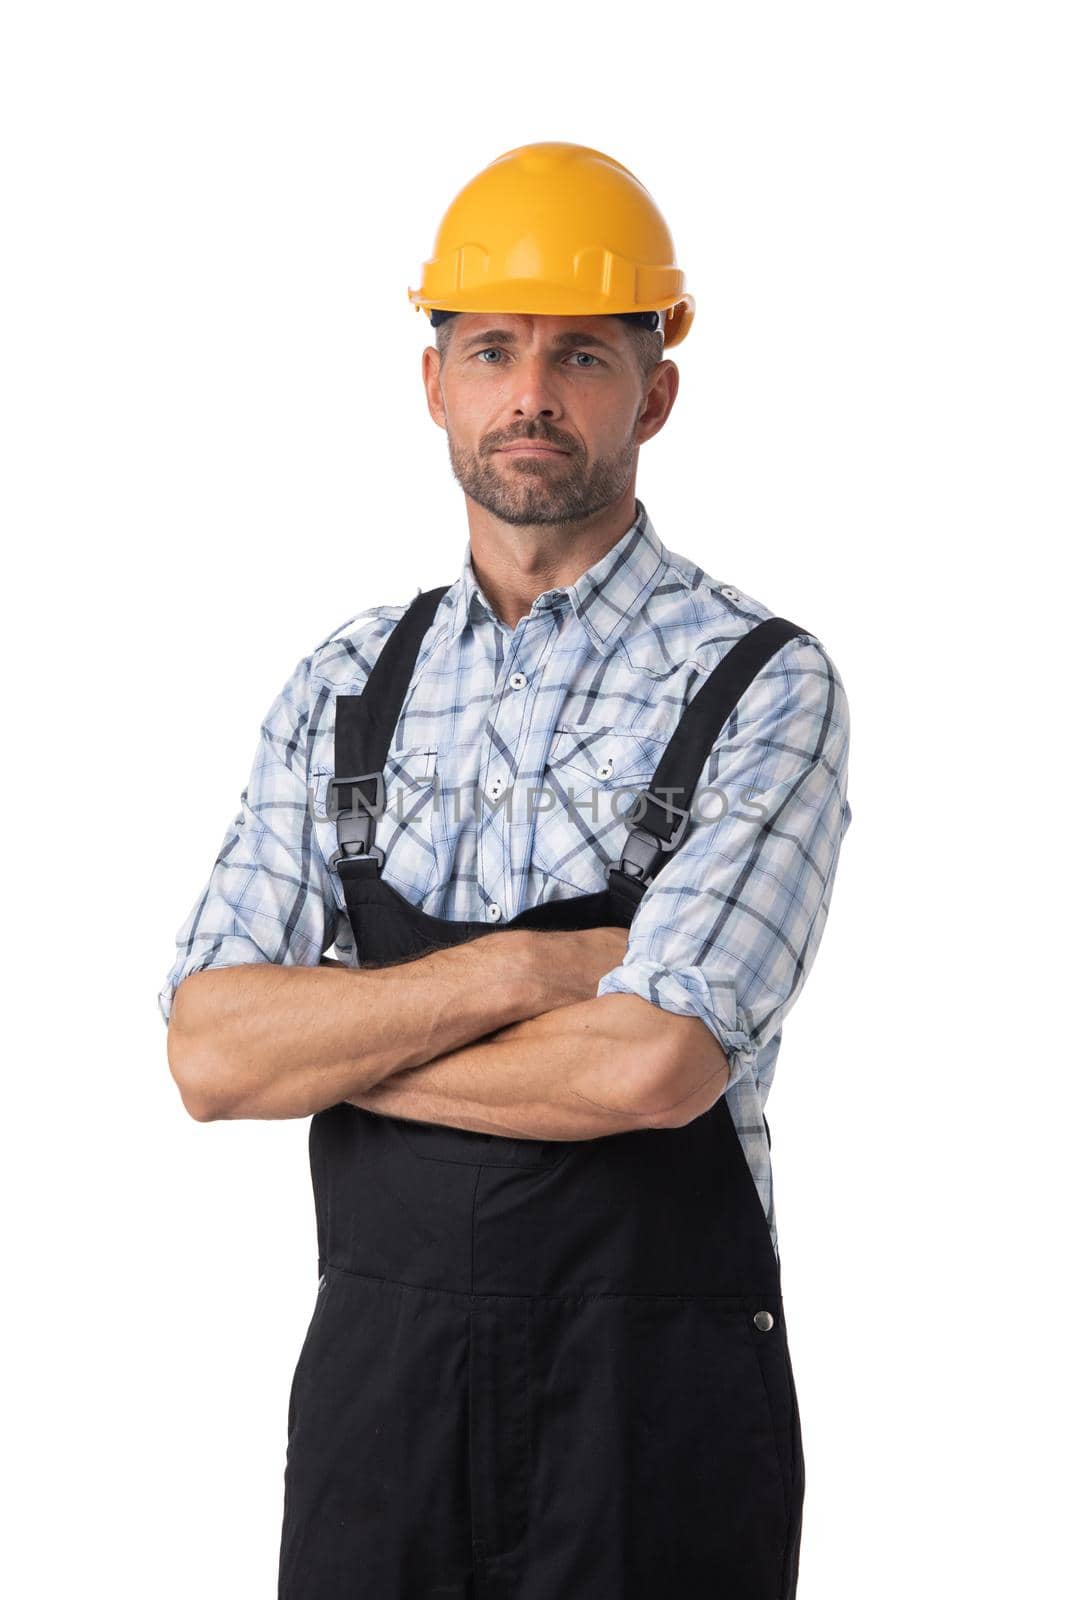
444, 497, 667, 656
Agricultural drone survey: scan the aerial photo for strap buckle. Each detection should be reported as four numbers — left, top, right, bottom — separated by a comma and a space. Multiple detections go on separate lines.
325, 771, 386, 872
325, 772, 385, 821
607, 789, 691, 886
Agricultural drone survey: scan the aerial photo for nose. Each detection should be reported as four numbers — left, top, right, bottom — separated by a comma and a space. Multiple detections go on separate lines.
507, 357, 565, 422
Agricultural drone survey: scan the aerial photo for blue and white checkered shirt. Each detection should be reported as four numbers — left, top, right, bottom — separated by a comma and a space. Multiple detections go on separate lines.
159, 498, 852, 1255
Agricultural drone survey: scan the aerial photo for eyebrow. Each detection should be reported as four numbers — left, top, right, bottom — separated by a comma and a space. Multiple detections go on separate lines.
456, 328, 619, 356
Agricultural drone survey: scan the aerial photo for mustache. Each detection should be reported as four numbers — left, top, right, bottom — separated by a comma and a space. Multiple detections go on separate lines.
487, 426, 577, 453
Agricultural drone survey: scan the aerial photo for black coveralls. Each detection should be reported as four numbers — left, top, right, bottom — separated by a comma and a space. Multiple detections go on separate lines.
278, 589, 808, 1598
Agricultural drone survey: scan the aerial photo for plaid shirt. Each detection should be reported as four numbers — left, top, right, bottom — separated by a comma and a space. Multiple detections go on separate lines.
159, 498, 852, 1256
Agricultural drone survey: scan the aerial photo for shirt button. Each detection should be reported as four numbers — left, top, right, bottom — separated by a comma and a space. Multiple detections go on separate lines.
753, 1309, 775, 1332
487, 903, 503, 921
596, 758, 614, 780
509, 671, 527, 690
720, 584, 740, 601
488, 776, 505, 800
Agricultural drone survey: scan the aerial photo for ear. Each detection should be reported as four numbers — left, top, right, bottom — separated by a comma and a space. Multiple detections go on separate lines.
422, 345, 447, 430
635, 360, 680, 445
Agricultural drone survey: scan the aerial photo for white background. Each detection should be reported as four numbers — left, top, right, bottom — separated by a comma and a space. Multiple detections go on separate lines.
3, 2, 1063, 1594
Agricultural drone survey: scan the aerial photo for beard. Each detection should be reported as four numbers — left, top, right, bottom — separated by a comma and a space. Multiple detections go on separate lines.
446, 426, 638, 527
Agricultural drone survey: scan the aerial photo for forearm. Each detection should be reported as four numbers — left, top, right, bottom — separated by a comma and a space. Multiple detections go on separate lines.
347, 994, 677, 1142
167, 931, 546, 1122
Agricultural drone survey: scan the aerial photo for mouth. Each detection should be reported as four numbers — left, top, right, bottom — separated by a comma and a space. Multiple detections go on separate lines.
496, 444, 570, 457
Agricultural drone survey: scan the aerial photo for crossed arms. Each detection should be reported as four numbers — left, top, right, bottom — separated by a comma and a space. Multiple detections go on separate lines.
164, 634, 850, 1142
166, 927, 730, 1141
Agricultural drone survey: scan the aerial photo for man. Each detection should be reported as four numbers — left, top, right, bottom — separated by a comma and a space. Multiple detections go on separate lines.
160, 141, 852, 1599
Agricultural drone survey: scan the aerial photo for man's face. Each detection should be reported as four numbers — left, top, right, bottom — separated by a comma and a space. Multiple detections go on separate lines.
423, 312, 669, 527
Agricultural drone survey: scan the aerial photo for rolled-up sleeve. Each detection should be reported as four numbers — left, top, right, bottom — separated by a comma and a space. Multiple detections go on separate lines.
157, 652, 338, 1026
596, 634, 852, 1091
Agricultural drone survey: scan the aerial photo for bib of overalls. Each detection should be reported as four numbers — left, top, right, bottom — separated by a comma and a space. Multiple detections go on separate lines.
278, 587, 809, 1600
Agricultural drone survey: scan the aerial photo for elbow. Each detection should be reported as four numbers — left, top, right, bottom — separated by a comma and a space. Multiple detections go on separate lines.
593, 992, 735, 1128
168, 1030, 226, 1122
178, 1086, 221, 1124
636, 1020, 732, 1129
167, 978, 232, 1122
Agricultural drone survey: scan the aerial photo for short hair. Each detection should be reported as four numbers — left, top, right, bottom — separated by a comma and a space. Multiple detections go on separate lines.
432, 313, 664, 384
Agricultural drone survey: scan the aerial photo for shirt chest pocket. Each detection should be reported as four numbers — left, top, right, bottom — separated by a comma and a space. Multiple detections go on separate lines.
308, 744, 441, 905
529, 725, 670, 893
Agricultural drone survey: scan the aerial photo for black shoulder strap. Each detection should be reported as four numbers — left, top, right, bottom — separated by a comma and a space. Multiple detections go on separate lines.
606, 617, 811, 914
328, 596, 811, 920
327, 586, 450, 887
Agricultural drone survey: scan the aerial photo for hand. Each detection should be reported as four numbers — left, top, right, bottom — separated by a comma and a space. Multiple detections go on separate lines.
522, 925, 630, 1011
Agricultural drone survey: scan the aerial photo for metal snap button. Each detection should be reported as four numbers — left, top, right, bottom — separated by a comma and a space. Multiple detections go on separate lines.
753, 1309, 774, 1332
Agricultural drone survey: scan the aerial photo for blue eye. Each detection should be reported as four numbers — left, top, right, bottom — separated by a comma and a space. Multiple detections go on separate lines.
473, 348, 602, 367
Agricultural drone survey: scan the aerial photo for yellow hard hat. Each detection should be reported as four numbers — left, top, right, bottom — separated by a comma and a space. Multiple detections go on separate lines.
408, 141, 696, 349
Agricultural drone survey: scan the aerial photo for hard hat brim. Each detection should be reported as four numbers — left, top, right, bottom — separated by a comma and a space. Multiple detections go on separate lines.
410, 286, 695, 348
